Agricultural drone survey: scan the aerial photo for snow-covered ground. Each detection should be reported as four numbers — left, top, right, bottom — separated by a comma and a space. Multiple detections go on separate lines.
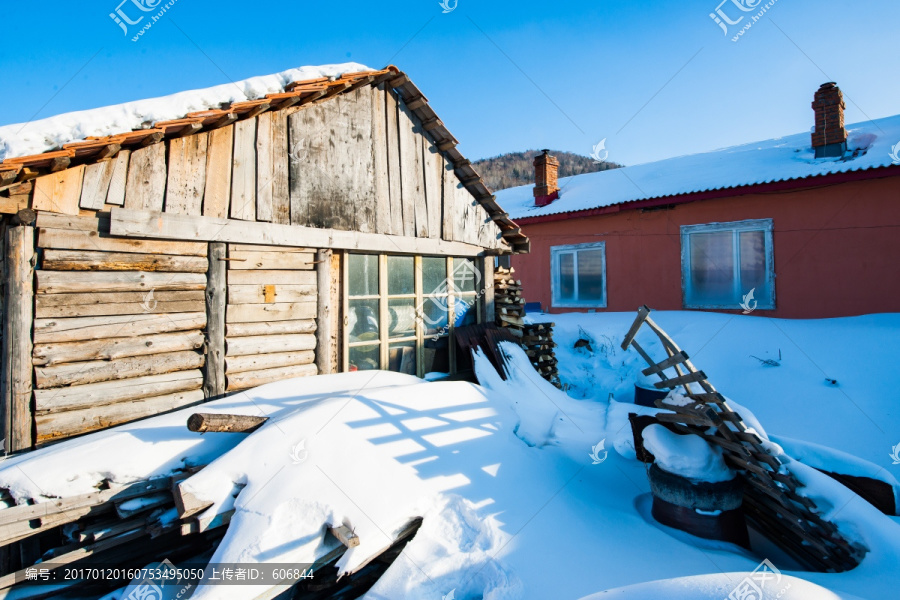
1, 311, 898, 599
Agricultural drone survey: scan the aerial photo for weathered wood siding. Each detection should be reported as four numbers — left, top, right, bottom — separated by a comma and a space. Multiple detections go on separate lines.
224, 244, 318, 392
31, 213, 207, 443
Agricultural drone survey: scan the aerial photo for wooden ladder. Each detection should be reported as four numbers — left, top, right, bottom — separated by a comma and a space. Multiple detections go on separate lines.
622, 306, 863, 572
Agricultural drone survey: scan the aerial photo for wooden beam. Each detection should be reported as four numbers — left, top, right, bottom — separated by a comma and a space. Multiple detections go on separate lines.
110, 208, 488, 256
329, 525, 360, 548
187, 413, 268, 433
204, 242, 226, 399
1, 226, 35, 452
315, 249, 333, 375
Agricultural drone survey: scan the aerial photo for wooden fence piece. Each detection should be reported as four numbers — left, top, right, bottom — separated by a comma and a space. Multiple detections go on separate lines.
1, 226, 35, 452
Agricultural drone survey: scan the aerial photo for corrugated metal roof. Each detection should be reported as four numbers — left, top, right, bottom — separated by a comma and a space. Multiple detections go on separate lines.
498, 115, 900, 220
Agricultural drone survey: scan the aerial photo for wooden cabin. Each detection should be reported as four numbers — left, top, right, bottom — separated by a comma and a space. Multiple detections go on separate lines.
0, 66, 529, 452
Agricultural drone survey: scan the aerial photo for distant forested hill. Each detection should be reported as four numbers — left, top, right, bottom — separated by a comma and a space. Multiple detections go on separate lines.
472, 150, 622, 192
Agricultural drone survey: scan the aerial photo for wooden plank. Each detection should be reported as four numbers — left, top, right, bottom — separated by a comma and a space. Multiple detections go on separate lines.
398, 100, 420, 237
37, 226, 207, 256
33, 312, 206, 344
36, 270, 206, 294
36, 389, 205, 442
423, 133, 443, 240
32, 166, 85, 215
0, 195, 29, 215
105, 150, 130, 206
228, 284, 316, 304
441, 161, 455, 241
226, 269, 317, 286
385, 87, 403, 236
35, 300, 205, 319
315, 249, 333, 375
226, 363, 317, 392
227, 243, 314, 253
35, 350, 204, 389
124, 143, 167, 211
203, 125, 233, 218
230, 117, 257, 221
225, 333, 316, 357
225, 319, 316, 337
255, 111, 290, 224
33, 330, 205, 366
225, 350, 315, 374
372, 84, 391, 234
226, 302, 316, 323
204, 242, 226, 399
34, 290, 202, 308
482, 256, 495, 325
34, 370, 203, 413
642, 350, 690, 377
227, 250, 314, 270
165, 133, 208, 216
79, 160, 115, 210
0, 226, 34, 452
110, 208, 490, 257
352, 87, 376, 233
329, 251, 341, 372
41, 249, 208, 273
187, 413, 267, 433
654, 370, 707, 389
36, 211, 106, 232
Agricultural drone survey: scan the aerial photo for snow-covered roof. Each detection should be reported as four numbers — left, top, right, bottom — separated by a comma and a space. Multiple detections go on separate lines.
0, 63, 372, 161
498, 115, 900, 220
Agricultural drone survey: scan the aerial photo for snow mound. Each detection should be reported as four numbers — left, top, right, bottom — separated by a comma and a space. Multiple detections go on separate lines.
0, 62, 371, 160
641, 424, 735, 483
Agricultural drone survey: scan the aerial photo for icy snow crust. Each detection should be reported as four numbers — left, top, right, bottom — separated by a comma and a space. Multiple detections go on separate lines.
1, 312, 899, 599
0, 63, 371, 161
496, 114, 900, 219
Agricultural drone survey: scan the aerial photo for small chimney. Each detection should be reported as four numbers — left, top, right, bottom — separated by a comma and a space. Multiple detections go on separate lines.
812, 82, 847, 158
533, 149, 560, 207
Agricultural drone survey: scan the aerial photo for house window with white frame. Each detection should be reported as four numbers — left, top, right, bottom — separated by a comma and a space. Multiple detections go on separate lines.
681, 219, 775, 310
550, 242, 607, 308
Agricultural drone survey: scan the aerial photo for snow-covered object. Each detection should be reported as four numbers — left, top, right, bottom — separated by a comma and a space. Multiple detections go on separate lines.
641, 424, 734, 483
0, 63, 371, 161
497, 115, 900, 219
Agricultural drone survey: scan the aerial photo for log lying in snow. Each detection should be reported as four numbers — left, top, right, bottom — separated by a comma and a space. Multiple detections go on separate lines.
187, 413, 269, 434
329, 524, 360, 548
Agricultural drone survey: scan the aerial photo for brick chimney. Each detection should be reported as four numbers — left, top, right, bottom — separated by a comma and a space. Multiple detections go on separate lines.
533, 150, 560, 207
812, 82, 847, 158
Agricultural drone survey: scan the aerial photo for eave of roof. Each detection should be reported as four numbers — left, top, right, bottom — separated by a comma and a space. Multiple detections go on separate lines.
0, 66, 528, 253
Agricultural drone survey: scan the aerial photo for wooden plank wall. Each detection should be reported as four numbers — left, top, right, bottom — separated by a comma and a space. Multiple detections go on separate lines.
13, 84, 505, 251
31, 213, 208, 443
224, 244, 318, 392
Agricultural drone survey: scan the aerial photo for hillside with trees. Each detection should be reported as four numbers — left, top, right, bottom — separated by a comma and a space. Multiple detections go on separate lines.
472, 150, 622, 192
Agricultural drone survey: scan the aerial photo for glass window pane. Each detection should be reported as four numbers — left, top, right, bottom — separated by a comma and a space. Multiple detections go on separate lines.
388, 256, 414, 296
423, 257, 448, 295
689, 231, 735, 305
349, 254, 378, 297
423, 337, 450, 376
740, 230, 767, 296
454, 295, 477, 327
558, 253, 575, 301
388, 341, 416, 375
349, 344, 380, 372
388, 299, 417, 339
576, 249, 605, 302
453, 258, 479, 293
421, 297, 449, 336
348, 298, 379, 343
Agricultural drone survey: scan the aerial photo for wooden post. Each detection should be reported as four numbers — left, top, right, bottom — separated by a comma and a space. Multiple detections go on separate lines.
482, 256, 495, 326
315, 249, 334, 374
1, 226, 35, 452
203, 242, 226, 399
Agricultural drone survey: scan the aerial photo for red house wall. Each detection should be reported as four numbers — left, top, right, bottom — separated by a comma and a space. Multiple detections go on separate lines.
510, 174, 900, 319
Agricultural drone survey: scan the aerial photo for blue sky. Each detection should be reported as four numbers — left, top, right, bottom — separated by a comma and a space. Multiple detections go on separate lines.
1, 0, 898, 166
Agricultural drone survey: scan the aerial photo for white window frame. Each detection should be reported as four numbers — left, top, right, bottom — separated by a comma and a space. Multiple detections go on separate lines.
680, 219, 775, 310
550, 242, 608, 308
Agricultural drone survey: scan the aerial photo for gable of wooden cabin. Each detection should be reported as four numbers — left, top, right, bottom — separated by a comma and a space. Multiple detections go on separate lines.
0, 72, 526, 452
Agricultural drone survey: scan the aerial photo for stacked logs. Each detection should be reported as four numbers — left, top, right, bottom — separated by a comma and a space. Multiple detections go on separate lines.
521, 323, 561, 388
494, 267, 525, 337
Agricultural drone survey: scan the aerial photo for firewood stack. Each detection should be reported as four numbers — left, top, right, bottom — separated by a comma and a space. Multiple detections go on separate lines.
493, 267, 525, 337
521, 323, 562, 388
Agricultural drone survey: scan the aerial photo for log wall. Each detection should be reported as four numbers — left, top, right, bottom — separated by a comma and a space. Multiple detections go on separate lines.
224, 244, 318, 392
31, 213, 207, 443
